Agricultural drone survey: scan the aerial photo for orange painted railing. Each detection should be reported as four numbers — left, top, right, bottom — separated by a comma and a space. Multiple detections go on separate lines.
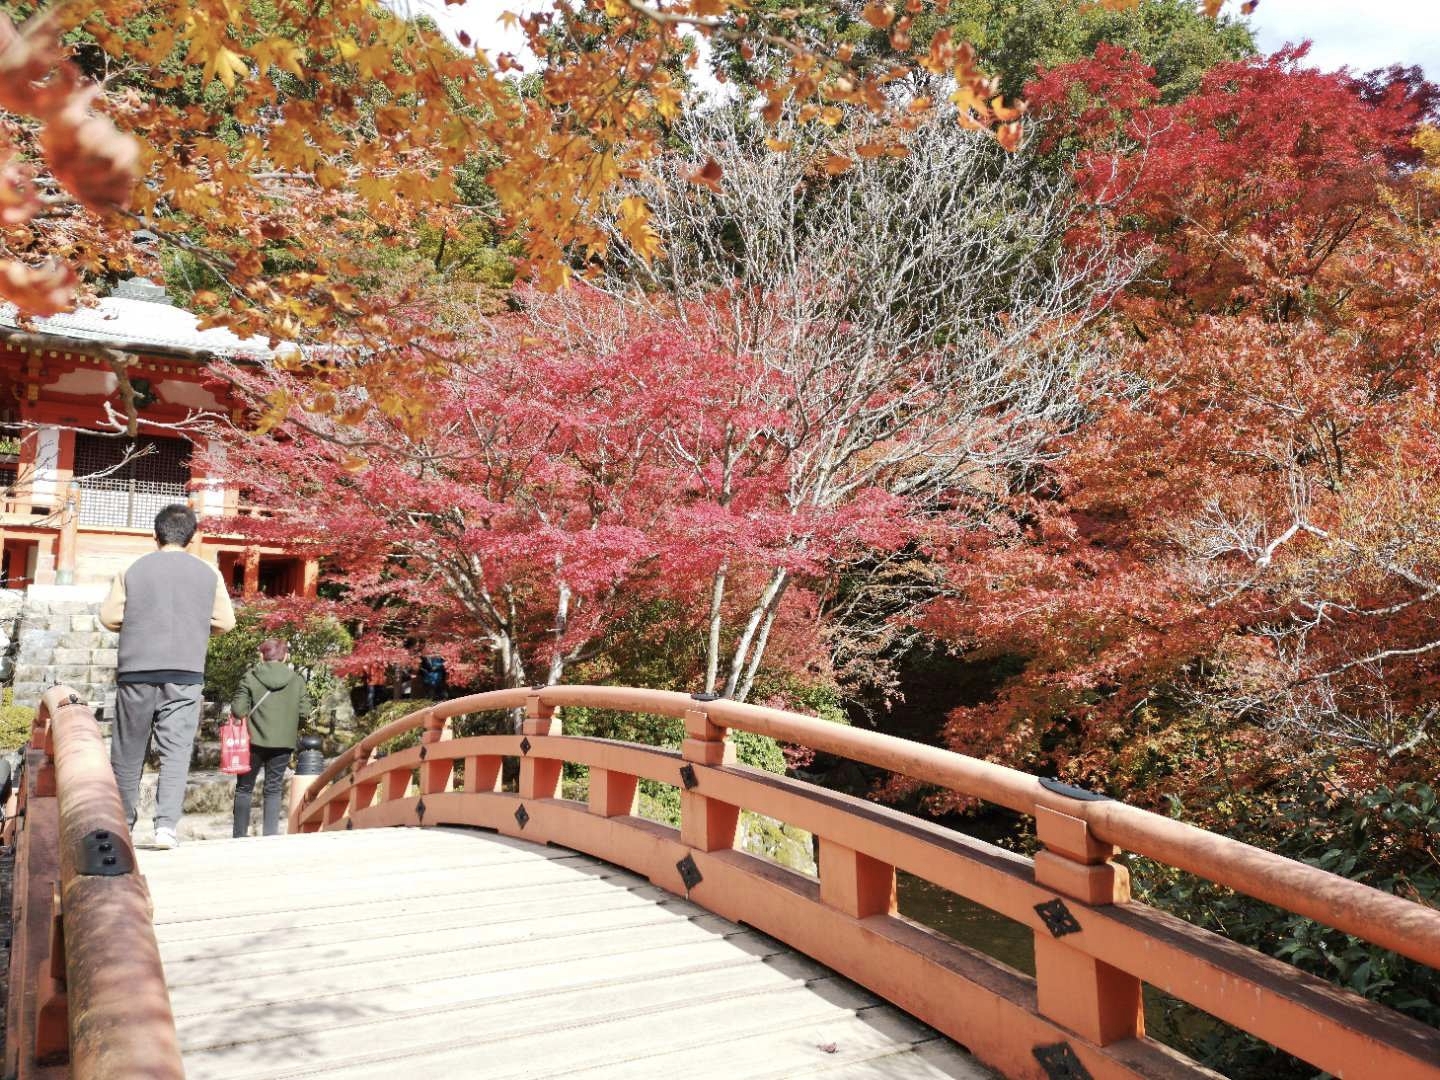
3, 687, 183, 1080
292, 685, 1440, 1080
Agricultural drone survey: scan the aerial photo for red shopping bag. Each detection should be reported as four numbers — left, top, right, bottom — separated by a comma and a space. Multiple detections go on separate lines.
220, 716, 251, 775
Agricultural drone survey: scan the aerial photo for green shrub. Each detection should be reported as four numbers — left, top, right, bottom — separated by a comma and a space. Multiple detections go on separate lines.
344, 697, 428, 755
1133, 774, 1440, 1077
205, 608, 353, 720
0, 688, 35, 751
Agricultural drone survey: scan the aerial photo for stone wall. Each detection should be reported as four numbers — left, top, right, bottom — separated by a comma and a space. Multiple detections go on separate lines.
0, 590, 22, 686
7, 585, 116, 711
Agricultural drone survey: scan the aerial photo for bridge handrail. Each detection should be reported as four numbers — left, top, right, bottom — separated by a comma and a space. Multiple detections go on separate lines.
4, 687, 184, 1079
294, 683, 1440, 1078
297, 683, 1440, 971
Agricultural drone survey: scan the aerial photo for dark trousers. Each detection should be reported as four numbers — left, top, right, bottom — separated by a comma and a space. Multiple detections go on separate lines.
233, 745, 292, 837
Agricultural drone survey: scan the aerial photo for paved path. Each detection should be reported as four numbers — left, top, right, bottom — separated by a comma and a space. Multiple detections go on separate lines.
139, 827, 991, 1079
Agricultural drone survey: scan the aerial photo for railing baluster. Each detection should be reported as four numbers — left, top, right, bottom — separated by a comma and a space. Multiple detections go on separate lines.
818, 840, 896, 919
465, 755, 503, 794
588, 768, 638, 817
1032, 805, 1144, 1045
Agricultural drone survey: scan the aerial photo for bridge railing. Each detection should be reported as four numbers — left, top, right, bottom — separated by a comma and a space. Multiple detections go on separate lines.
292, 684, 1440, 1080
3, 686, 183, 1080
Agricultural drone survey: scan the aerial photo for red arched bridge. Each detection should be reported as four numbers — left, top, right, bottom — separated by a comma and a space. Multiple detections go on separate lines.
6, 685, 1439, 1078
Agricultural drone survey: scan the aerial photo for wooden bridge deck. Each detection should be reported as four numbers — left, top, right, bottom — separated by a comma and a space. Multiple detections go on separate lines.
138, 827, 990, 1080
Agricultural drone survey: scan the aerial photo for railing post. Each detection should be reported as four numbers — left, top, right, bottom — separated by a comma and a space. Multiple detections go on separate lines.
1032, 805, 1144, 1045
347, 744, 377, 817
819, 840, 896, 919
679, 706, 738, 852
420, 712, 454, 796
519, 692, 562, 800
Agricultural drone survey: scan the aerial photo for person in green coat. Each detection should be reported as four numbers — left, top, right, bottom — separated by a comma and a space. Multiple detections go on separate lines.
231, 638, 312, 837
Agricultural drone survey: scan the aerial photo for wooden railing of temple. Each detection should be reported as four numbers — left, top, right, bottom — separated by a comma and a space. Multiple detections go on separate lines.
293, 685, 1440, 1080
3, 687, 183, 1080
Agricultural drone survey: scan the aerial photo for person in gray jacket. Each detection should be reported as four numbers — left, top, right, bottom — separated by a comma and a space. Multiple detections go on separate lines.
231, 638, 311, 837
100, 503, 237, 849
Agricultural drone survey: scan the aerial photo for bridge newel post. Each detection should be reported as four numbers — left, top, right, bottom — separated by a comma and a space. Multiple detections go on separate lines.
420, 712, 455, 795
1032, 806, 1144, 1046
819, 841, 896, 919
348, 745, 378, 817
679, 708, 738, 852
519, 694, 562, 800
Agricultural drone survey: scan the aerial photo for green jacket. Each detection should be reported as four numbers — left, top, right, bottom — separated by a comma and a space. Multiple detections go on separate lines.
232, 661, 311, 749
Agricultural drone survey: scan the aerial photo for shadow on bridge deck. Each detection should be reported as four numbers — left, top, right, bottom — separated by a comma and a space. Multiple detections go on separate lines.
138, 827, 991, 1080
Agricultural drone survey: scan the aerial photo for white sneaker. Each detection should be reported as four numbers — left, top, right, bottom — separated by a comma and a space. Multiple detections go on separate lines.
153, 828, 179, 850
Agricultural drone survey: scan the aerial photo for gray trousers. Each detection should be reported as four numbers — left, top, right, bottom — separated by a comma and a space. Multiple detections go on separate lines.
111, 682, 204, 831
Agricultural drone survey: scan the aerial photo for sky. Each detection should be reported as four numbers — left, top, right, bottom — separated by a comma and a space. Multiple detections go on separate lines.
1248, 0, 1439, 77
400, 0, 1440, 83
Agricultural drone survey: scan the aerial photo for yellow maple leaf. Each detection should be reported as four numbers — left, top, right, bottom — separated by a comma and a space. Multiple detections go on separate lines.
205, 45, 250, 90
255, 37, 304, 79
356, 175, 393, 204
617, 195, 662, 264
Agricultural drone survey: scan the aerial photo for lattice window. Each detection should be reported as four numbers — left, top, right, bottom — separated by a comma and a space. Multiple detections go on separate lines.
74, 433, 192, 529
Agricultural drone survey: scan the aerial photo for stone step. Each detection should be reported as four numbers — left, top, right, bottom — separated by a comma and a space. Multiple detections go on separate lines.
135, 768, 295, 822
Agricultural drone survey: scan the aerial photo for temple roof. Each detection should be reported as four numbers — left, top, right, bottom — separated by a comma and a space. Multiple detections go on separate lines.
0, 280, 281, 362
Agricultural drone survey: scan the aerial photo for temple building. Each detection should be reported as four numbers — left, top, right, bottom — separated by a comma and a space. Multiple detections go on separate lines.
0, 278, 317, 706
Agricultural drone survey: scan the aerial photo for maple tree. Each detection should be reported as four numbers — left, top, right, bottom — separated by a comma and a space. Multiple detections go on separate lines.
206, 111, 1131, 700
535, 111, 1134, 699
922, 46, 1440, 815
205, 313, 825, 693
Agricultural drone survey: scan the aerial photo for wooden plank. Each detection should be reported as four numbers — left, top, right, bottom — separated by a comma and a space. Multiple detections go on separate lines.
158, 883, 689, 964
565, 1007, 988, 1080
151, 870, 649, 943
147, 858, 632, 919
165, 914, 751, 1015
811, 1039, 997, 1079
260, 978, 890, 1080
182, 950, 834, 1078
172, 935, 810, 1048
163, 902, 713, 987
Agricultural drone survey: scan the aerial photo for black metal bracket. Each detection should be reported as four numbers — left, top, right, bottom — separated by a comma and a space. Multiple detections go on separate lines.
1033, 1043, 1092, 1080
76, 829, 133, 876
514, 804, 530, 830
419, 745, 428, 761
346, 818, 354, 830
415, 798, 426, 824
519, 737, 532, 756
56, 693, 87, 710
690, 692, 720, 702
1034, 898, 1081, 938
676, 853, 702, 891
1038, 777, 1110, 802
679, 764, 698, 791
